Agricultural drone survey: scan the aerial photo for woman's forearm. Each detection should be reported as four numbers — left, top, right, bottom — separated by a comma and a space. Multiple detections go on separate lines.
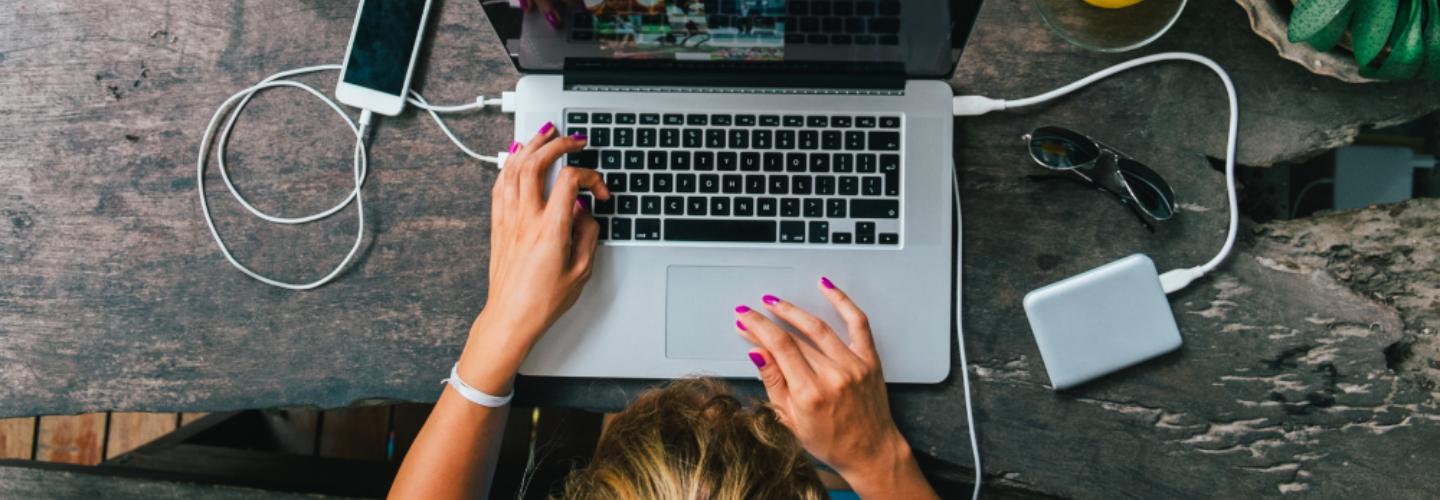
841, 435, 940, 500
388, 314, 540, 500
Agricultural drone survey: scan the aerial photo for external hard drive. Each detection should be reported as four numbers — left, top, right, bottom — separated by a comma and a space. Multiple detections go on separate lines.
1023, 254, 1183, 390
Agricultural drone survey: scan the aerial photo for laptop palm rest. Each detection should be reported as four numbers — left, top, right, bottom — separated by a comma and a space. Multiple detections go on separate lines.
665, 265, 794, 360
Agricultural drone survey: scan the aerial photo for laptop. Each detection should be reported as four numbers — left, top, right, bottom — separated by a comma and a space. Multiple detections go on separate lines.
480, 0, 981, 383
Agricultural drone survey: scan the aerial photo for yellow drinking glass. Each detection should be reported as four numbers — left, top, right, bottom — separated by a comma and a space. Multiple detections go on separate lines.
1033, 0, 1188, 52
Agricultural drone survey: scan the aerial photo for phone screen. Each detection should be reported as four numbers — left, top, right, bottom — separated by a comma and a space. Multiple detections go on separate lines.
342, 0, 427, 96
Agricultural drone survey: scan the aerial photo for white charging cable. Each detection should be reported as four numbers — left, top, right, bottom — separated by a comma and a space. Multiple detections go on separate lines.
952, 52, 1240, 295
196, 64, 504, 290
949, 168, 982, 500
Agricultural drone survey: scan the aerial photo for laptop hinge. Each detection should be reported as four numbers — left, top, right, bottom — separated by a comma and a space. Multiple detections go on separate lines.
562, 60, 907, 92
567, 84, 903, 96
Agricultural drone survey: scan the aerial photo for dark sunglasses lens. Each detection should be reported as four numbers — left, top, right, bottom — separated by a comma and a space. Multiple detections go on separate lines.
1028, 128, 1099, 169
1117, 159, 1176, 219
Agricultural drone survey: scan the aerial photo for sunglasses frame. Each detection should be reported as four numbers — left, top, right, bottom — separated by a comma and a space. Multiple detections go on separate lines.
1021, 127, 1178, 224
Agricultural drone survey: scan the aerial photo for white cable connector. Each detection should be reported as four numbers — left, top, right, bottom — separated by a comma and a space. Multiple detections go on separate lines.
198, 64, 507, 290
955, 52, 1241, 295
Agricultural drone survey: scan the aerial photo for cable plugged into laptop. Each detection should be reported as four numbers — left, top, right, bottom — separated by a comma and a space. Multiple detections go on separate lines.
951, 52, 1240, 295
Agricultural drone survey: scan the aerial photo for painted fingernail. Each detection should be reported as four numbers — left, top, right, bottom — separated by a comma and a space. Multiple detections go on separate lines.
544, 10, 561, 29
519, 0, 529, 10
735, 305, 750, 314
820, 276, 835, 289
508, 141, 520, 154
538, 121, 554, 135
570, 132, 587, 141
576, 196, 589, 210
762, 294, 780, 305
736, 320, 748, 332
748, 352, 766, 368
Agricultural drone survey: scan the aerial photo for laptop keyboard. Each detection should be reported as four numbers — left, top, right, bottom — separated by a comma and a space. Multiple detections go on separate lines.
565, 111, 902, 246
568, 1, 902, 46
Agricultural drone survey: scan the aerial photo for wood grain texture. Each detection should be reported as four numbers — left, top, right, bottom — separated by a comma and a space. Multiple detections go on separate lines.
318, 405, 389, 461
179, 413, 209, 426
0, 0, 1437, 498
105, 412, 178, 460
0, 462, 356, 499
0, 418, 35, 460
34, 415, 105, 465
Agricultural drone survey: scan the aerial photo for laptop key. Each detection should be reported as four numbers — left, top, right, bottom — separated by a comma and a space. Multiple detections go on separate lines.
776, 130, 796, 149
879, 116, 901, 128
710, 197, 731, 216
706, 129, 726, 148
647, 151, 668, 170
855, 116, 876, 128
799, 130, 819, 149
567, 112, 589, 124
764, 153, 784, 172
595, 217, 609, 240
591, 128, 610, 147
845, 131, 866, 150
616, 113, 637, 124
717, 152, 738, 171
664, 196, 684, 215
760, 115, 780, 126
839, 176, 859, 195
670, 151, 691, 170
869, 131, 900, 150
881, 154, 900, 195
735, 197, 755, 216
879, 233, 899, 245
834, 153, 854, 172
592, 112, 613, 124
831, 116, 852, 128
722, 174, 743, 194
808, 221, 830, 243
687, 114, 708, 126
729, 129, 749, 149
710, 114, 732, 126
699, 174, 720, 193
826, 198, 847, 218
736, 114, 756, 126
832, 232, 852, 244
804, 198, 823, 218
569, 150, 598, 169
786, 153, 806, 172
624, 151, 644, 170
745, 174, 766, 194
780, 220, 806, 243
816, 175, 836, 195
858, 154, 877, 173
594, 196, 615, 215
635, 219, 661, 240
686, 197, 708, 215
641, 196, 661, 215
807, 116, 828, 128
740, 152, 760, 171
606, 173, 627, 193
618, 195, 639, 214
611, 218, 631, 240
683, 129, 703, 148
653, 173, 673, 193
638, 128, 657, 147
852, 199, 899, 218
822, 131, 842, 150
758, 197, 778, 216
614, 128, 634, 147
769, 175, 790, 195
660, 129, 679, 147
856, 221, 876, 244
694, 152, 715, 170
809, 154, 830, 172
781, 199, 800, 217
664, 113, 685, 125
752, 130, 772, 149
783, 115, 805, 127
677, 173, 697, 193
862, 177, 882, 196
640, 113, 660, 125
665, 219, 777, 243
793, 175, 813, 195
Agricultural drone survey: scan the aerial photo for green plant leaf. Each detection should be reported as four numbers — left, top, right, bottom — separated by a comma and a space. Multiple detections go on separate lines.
1361, 0, 1425, 79
1422, 0, 1440, 80
1290, 0, 1356, 43
1352, 0, 1401, 67
1309, 1, 1360, 50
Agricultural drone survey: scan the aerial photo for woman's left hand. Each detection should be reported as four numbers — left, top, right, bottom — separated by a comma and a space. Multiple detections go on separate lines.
458, 123, 608, 393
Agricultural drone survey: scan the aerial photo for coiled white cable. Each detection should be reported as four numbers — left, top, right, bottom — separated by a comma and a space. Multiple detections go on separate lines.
197, 64, 500, 290
953, 52, 1240, 294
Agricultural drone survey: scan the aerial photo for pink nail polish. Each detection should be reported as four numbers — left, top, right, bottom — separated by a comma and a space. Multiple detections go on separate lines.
820, 277, 835, 289
518, 0, 529, 10
544, 10, 561, 29
748, 352, 766, 368
735, 305, 750, 314
538, 122, 554, 135
575, 196, 589, 210
508, 141, 520, 154
762, 294, 780, 305
736, 320, 747, 332
571, 132, 587, 141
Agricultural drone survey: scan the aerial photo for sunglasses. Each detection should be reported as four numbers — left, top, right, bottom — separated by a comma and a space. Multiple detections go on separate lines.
1022, 126, 1177, 229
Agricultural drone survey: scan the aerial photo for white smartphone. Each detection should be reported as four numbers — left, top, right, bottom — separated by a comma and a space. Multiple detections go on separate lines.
336, 0, 434, 116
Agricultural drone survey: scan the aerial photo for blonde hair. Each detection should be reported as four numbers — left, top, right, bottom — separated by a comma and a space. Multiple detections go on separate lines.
556, 378, 827, 500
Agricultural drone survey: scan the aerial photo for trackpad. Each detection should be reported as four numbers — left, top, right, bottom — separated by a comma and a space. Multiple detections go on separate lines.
666, 266, 793, 360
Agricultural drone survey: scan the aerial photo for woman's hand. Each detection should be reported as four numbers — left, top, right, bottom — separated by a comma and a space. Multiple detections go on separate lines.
458, 123, 608, 394
735, 278, 938, 499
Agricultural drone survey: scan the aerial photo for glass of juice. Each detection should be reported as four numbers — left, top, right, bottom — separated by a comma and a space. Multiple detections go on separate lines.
1032, 0, 1189, 52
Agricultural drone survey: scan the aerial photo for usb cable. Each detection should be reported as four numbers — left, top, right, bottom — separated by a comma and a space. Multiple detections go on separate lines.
952, 52, 1240, 295
196, 64, 510, 290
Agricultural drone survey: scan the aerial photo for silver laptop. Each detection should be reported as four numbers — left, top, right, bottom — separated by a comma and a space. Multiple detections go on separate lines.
482, 0, 981, 383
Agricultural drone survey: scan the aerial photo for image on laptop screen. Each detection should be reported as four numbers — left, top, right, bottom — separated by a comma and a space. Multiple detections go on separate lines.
580, 1, 787, 61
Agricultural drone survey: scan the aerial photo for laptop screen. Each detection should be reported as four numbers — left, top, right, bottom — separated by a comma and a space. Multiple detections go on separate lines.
480, 1, 982, 82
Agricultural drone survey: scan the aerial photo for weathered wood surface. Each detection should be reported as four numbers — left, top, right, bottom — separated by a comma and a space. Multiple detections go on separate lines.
0, 461, 356, 499
1, 0, 1438, 498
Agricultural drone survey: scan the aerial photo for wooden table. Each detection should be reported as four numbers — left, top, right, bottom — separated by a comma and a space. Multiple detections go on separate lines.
2, 0, 1438, 497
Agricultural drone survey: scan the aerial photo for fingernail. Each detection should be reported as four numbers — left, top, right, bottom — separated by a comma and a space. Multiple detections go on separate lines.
544, 10, 561, 29
735, 305, 750, 314
508, 141, 520, 154
576, 196, 589, 210
736, 320, 748, 332
762, 294, 780, 305
570, 132, 587, 141
748, 352, 766, 368
519, 0, 529, 10
538, 122, 554, 135
820, 277, 835, 289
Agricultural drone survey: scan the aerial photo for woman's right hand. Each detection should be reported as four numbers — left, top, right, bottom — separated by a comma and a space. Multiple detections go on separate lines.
735, 279, 938, 499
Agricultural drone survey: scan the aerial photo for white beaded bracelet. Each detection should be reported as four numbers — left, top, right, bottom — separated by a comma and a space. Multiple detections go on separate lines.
442, 363, 513, 408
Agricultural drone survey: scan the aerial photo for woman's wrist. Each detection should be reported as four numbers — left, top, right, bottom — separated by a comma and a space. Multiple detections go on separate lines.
837, 432, 931, 498
455, 311, 546, 395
